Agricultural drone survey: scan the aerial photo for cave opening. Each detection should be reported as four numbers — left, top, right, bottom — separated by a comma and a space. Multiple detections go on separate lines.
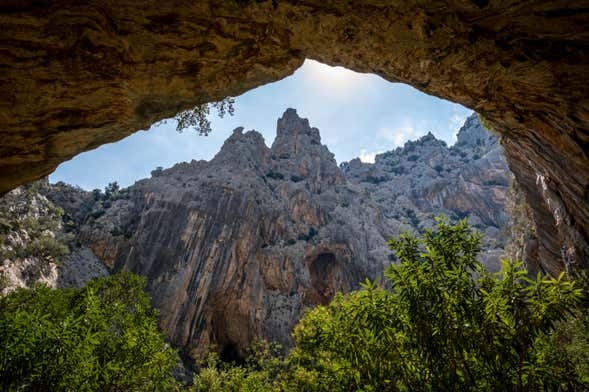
0, 2, 587, 273
309, 252, 338, 305
219, 341, 245, 365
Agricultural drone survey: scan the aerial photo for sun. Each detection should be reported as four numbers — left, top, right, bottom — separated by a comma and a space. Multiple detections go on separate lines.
301, 59, 365, 93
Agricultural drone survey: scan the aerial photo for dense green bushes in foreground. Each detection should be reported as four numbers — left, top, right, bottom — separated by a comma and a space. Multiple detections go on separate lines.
1, 219, 588, 391
0, 273, 179, 391
192, 219, 588, 391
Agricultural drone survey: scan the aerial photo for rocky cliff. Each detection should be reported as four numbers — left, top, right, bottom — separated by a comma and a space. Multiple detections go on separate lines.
23, 109, 509, 359
0, 180, 108, 295
342, 114, 510, 271
68, 109, 395, 360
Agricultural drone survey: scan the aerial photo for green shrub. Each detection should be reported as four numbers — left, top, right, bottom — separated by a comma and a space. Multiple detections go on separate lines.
104, 182, 120, 200
0, 273, 179, 391
22, 235, 69, 262
191, 342, 284, 392
289, 218, 585, 391
0, 217, 12, 233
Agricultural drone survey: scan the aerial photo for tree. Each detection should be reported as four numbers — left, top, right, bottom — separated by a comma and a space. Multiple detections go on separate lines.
289, 218, 585, 391
174, 97, 235, 136
0, 273, 179, 391
104, 181, 120, 200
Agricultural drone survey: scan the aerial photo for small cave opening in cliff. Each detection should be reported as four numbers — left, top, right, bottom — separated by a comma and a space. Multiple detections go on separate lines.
309, 252, 338, 305
219, 342, 245, 365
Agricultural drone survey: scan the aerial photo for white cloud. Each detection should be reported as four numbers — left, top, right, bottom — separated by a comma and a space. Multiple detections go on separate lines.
359, 149, 384, 163
377, 120, 417, 148
449, 112, 469, 144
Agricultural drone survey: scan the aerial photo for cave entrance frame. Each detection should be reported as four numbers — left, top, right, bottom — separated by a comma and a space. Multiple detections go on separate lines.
0, 1, 588, 274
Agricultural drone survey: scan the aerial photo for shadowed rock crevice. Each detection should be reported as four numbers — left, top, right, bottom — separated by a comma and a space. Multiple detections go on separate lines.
308, 252, 339, 305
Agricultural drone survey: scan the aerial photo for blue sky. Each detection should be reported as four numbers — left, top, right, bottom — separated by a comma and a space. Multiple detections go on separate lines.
50, 60, 472, 190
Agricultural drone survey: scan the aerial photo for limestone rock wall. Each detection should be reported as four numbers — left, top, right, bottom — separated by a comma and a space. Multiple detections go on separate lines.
76, 109, 394, 358
342, 114, 511, 271
62, 110, 510, 358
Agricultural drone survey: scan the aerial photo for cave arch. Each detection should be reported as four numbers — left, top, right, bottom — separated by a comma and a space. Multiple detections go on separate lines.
0, 1, 588, 273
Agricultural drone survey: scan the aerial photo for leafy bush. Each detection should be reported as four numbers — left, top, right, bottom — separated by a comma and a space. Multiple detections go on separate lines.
104, 181, 120, 200
22, 235, 69, 262
0, 273, 179, 391
191, 342, 284, 392
90, 208, 106, 220
289, 218, 585, 391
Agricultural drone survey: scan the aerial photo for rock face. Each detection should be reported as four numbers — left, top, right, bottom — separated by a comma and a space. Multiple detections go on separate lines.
0, 0, 588, 275
75, 109, 394, 359
342, 114, 510, 271
50, 109, 509, 358
0, 181, 108, 295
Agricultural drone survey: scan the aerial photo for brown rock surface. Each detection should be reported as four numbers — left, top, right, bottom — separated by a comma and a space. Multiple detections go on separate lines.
0, 1, 587, 273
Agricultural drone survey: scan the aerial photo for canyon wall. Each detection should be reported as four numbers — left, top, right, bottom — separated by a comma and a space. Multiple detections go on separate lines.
36, 110, 510, 358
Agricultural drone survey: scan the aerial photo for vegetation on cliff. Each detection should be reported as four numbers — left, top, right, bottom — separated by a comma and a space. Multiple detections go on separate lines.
0, 182, 72, 293
1, 218, 587, 391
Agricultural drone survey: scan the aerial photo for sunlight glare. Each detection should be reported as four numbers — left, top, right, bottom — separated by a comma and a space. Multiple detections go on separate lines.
302, 59, 366, 93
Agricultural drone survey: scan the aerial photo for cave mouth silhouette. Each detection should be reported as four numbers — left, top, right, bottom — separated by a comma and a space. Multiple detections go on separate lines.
220, 341, 245, 365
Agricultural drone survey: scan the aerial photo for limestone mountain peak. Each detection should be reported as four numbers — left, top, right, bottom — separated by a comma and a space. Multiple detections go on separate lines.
455, 114, 497, 149
212, 127, 269, 167
272, 108, 322, 151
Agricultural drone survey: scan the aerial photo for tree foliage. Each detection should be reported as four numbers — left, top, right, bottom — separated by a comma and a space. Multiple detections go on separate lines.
104, 181, 120, 200
0, 273, 179, 391
174, 98, 235, 135
194, 218, 587, 391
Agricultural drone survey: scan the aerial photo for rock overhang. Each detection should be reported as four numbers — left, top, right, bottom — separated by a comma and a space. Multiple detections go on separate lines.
0, 0, 587, 273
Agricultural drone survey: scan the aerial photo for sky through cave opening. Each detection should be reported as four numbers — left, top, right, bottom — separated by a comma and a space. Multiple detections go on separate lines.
49, 59, 473, 191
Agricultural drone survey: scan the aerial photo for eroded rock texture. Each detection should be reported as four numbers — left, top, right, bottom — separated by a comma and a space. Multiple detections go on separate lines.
1, 1, 587, 273
342, 114, 511, 271
0, 180, 108, 295
50, 110, 510, 358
